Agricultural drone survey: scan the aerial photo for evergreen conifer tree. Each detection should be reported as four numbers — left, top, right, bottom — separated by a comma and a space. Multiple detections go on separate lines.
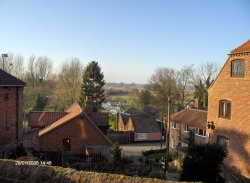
80, 61, 105, 111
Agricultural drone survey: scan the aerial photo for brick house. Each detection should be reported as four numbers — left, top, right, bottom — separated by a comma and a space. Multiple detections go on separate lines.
27, 98, 112, 155
0, 69, 26, 157
116, 112, 161, 142
207, 39, 250, 181
169, 108, 207, 153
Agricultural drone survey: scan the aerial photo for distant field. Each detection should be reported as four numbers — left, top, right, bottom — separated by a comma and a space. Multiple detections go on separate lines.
105, 86, 141, 104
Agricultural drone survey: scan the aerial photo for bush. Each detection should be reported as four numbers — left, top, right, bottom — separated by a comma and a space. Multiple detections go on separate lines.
181, 143, 227, 183
142, 148, 166, 156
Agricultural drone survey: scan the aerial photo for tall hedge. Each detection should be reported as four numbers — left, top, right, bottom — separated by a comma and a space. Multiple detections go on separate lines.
181, 143, 227, 183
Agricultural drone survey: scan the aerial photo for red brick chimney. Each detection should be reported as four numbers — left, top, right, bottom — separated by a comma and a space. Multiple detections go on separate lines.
85, 96, 94, 113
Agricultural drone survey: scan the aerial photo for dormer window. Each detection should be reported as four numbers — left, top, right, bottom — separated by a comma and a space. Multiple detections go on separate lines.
231, 60, 244, 77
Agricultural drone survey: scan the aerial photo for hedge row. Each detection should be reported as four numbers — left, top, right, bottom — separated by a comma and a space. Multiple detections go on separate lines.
142, 148, 167, 156
0, 159, 188, 183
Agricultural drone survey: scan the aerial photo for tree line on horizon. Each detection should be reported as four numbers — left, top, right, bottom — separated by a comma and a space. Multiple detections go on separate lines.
0, 52, 220, 118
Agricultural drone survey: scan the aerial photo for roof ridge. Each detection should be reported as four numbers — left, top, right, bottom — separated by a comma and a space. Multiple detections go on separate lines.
0, 68, 26, 86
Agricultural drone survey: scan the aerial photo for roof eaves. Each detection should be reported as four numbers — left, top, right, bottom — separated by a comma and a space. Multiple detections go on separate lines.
38, 112, 81, 137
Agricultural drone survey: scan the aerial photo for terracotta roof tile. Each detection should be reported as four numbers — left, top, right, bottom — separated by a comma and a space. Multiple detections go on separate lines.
0, 69, 26, 86
29, 111, 68, 128
170, 108, 207, 129
38, 104, 82, 137
230, 39, 250, 54
65, 102, 82, 113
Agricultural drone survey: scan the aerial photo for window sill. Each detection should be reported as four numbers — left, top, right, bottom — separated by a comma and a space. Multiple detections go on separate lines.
219, 116, 231, 120
195, 134, 206, 138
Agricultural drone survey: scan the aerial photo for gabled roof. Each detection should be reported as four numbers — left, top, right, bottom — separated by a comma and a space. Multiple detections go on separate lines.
209, 39, 250, 90
65, 102, 82, 113
230, 39, 250, 55
29, 111, 68, 128
38, 103, 112, 145
120, 113, 130, 126
38, 104, 82, 137
0, 69, 26, 86
130, 116, 161, 133
170, 108, 207, 129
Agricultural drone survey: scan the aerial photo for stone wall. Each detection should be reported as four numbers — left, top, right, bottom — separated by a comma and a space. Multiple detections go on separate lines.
0, 159, 188, 183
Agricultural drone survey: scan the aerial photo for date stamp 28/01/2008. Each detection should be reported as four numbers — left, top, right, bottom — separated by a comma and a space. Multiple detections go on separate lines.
15, 161, 52, 166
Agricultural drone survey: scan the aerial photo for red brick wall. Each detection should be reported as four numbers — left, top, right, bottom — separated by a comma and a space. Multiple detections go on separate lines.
116, 114, 125, 131
134, 132, 161, 141
207, 54, 250, 178
170, 123, 206, 153
0, 86, 24, 148
39, 116, 111, 154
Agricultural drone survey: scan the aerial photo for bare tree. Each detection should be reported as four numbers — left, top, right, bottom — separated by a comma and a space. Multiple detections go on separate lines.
176, 65, 194, 107
26, 55, 37, 87
35, 56, 53, 85
53, 58, 83, 106
11, 54, 25, 79
192, 62, 220, 85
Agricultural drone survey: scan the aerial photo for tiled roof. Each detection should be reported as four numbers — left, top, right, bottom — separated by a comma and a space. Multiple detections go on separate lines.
131, 116, 161, 133
88, 113, 109, 127
120, 113, 130, 126
65, 102, 82, 113
230, 39, 250, 54
38, 103, 112, 146
29, 111, 68, 128
125, 108, 155, 117
0, 69, 26, 86
170, 108, 207, 129
38, 104, 82, 137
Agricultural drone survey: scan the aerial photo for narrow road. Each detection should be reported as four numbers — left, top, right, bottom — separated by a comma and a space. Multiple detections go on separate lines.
120, 142, 162, 157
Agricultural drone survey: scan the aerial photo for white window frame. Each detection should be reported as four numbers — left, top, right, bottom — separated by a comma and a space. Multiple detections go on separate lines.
170, 138, 175, 148
171, 122, 176, 129
180, 141, 188, 147
195, 128, 206, 137
184, 125, 189, 132
137, 133, 148, 140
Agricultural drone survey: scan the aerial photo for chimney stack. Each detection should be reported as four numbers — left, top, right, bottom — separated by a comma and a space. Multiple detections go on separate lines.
85, 96, 94, 113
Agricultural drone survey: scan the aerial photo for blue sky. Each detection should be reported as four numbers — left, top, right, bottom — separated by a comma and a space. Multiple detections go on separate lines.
0, 0, 249, 83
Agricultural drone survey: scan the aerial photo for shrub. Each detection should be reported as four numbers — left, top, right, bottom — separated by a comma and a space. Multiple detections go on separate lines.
181, 143, 227, 183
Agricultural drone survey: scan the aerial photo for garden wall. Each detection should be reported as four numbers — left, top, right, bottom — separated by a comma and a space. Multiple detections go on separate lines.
0, 159, 187, 183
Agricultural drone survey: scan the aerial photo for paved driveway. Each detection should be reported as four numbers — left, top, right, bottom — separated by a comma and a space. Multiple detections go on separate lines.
120, 142, 163, 157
